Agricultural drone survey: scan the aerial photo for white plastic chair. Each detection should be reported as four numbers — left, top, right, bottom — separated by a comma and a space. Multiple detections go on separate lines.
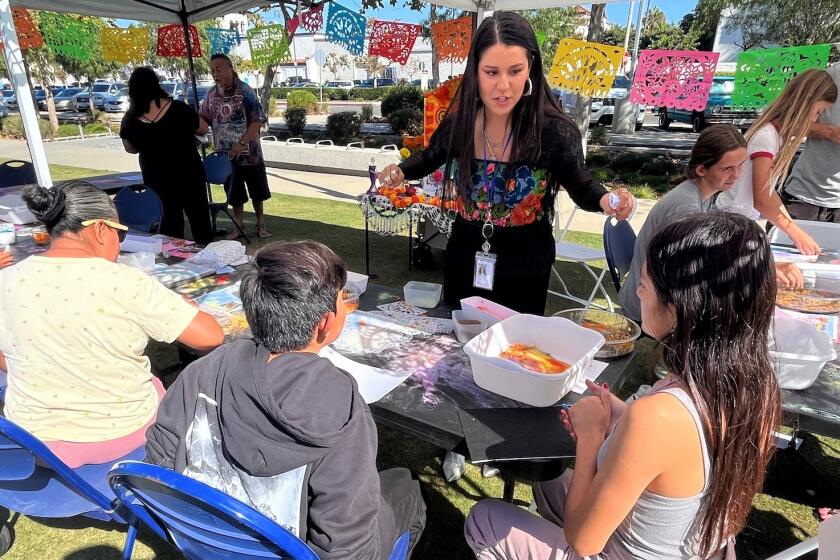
766, 537, 818, 560
548, 199, 614, 311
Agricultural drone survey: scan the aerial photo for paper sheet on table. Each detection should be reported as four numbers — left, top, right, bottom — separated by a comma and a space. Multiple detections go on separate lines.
819, 511, 840, 559
319, 346, 412, 404
570, 360, 609, 394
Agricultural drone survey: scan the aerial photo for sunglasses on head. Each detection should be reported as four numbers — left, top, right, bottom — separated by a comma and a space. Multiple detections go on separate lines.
81, 219, 129, 242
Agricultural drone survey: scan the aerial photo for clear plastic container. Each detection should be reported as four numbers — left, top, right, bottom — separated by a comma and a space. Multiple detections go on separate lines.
345, 271, 369, 295
459, 296, 519, 327
451, 310, 487, 344
403, 281, 442, 308
770, 315, 837, 390
463, 314, 605, 407
554, 308, 641, 358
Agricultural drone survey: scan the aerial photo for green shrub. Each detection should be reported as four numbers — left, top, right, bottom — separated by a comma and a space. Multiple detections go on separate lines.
591, 167, 617, 182
361, 104, 374, 122
387, 107, 423, 135
0, 115, 54, 139
326, 111, 361, 145
284, 107, 307, 136
611, 151, 651, 173
286, 90, 319, 113
381, 84, 422, 118
57, 123, 81, 137
270, 87, 349, 101
268, 96, 277, 116
640, 157, 680, 176
85, 123, 108, 134
589, 126, 610, 146
350, 87, 395, 101
586, 151, 613, 168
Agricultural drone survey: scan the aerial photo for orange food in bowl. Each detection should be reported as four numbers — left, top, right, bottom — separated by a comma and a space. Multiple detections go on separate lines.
32, 230, 50, 245
500, 343, 570, 374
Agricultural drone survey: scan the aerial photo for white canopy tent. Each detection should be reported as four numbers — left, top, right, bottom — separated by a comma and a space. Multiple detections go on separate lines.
1, 0, 273, 186
0, 0, 633, 186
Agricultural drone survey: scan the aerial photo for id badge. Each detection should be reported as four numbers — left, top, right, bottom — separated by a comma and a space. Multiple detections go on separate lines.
473, 251, 497, 291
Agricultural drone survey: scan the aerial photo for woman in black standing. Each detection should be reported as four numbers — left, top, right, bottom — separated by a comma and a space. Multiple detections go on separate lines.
380, 12, 634, 315
120, 67, 213, 244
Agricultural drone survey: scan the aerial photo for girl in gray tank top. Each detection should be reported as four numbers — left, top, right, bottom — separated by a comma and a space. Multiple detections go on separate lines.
465, 213, 781, 560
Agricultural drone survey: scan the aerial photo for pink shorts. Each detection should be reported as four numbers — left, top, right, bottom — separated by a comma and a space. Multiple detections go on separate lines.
44, 376, 165, 469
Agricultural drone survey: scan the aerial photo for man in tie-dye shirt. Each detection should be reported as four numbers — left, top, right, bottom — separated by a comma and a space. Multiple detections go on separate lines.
200, 54, 272, 238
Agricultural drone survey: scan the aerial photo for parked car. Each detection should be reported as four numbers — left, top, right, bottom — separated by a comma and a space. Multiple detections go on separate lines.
5, 90, 44, 110
324, 80, 354, 90
39, 87, 83, 111
50, 86, 66, 96
557, 74, 645, 131
184, 85, 212, 107
161, 80, 188, 101
0, 103, 7, 118
104, 88, 130, 113
296, 83, 320, 89
356, 78, 396, 88
657, 75, 759, 133
73, 81, 126, 111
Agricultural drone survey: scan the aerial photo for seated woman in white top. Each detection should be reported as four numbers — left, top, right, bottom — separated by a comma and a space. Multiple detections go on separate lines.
465, 212, 782, 559
716, 68, 837, 255
0, 181, 224, 468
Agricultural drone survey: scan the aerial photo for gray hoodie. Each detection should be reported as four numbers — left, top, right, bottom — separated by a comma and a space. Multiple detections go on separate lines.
145, 338, 397, 559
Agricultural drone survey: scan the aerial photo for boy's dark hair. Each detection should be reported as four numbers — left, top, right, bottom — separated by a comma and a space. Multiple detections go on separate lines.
240, 241, 347, 353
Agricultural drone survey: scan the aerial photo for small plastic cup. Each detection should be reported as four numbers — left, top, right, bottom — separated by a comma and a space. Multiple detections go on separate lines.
31, 227, 50, 246
342, 285, 360, 314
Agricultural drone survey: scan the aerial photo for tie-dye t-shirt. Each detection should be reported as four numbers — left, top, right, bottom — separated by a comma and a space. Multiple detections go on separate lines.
200, 78, 266, 165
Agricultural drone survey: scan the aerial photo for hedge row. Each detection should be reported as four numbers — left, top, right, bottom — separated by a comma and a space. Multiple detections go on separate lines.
268, 86, 398, 101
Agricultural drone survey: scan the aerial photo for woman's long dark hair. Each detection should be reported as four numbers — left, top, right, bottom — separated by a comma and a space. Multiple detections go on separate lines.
646, 212, 781, 558
441, 11, 573, 204
127, 66, 170, 116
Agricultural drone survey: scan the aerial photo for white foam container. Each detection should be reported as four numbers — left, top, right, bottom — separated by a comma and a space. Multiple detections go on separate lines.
0, 194, 36, 224
460, 296, 519, 327
464, 314, 605, 406
770, 315, 837, 390
120, 234, 162, 255
452, 310, 488, 344
768, 220, 840, 251
345, 271, 369, 295
403, 281, 442, 308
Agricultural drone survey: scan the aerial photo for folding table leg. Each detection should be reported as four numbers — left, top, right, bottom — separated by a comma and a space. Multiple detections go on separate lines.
502, 472, 516, 503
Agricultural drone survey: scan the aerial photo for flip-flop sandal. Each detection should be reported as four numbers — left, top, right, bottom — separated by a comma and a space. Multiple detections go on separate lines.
226, 225, 244, 240
256, 225, 272, 239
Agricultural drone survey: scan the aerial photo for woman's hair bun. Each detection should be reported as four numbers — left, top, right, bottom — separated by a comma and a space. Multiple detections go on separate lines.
22, 185, 53, 215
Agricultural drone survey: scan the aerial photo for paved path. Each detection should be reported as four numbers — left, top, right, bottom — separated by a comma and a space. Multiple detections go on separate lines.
0, 137, 653, 235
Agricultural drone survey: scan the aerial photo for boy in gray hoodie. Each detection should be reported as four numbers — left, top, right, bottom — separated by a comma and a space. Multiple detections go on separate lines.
145, 240, 426, 558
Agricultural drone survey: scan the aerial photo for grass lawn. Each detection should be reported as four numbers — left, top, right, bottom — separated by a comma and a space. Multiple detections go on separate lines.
2, 165, 837, 559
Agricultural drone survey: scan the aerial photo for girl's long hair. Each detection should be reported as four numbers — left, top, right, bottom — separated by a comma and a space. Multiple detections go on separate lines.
127, 66, 171, 117
746, 68, 837, 191
441, 11, 573, 202
646, 212, 781, 558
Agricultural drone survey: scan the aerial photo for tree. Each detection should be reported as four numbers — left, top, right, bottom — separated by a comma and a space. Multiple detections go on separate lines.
355, 55, 389, 85
519, 8, 577, 73
574, 3, 606, 147
26, 47, 64, 134
600, 17, 700, 51
709, 0, 840, 49
324, 52, 350, 81
420, 6, 466, 89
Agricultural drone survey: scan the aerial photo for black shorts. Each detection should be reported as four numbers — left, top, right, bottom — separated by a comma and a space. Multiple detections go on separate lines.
227, 161, 271, 207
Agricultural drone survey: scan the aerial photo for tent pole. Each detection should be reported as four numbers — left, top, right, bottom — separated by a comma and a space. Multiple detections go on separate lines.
0, 0, 52, 187
178, 3, 213, 203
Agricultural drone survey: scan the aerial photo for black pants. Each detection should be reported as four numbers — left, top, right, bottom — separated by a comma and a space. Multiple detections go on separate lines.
150, 182, 214, 245
444, 217, 556, 315
783, 190, 840, 223
379, 468, 427, 558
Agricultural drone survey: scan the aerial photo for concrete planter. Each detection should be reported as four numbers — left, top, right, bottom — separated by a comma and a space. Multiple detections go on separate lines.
260, 137, 401, 177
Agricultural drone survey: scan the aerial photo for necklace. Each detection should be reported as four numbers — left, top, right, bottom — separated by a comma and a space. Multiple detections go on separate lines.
482, 109, 510, 162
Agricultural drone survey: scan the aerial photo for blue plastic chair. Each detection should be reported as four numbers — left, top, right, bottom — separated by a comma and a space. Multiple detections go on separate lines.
0, 160, 36, 189
114, 186, 163, 234
109, 461, 319, 560
603, 216, 637, 293
109, 461, 414, 560
203, 152, 249, 243
0, 416, 142, 559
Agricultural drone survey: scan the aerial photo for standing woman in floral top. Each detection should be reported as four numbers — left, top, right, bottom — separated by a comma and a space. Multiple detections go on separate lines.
380, 12, 634, 314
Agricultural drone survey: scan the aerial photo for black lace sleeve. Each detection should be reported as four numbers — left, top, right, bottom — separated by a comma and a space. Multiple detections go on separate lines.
398, 115, 454, 180
542, 117, 608, 213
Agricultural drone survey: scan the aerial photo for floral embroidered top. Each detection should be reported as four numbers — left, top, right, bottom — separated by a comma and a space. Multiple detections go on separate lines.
399, 114, 608, 227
